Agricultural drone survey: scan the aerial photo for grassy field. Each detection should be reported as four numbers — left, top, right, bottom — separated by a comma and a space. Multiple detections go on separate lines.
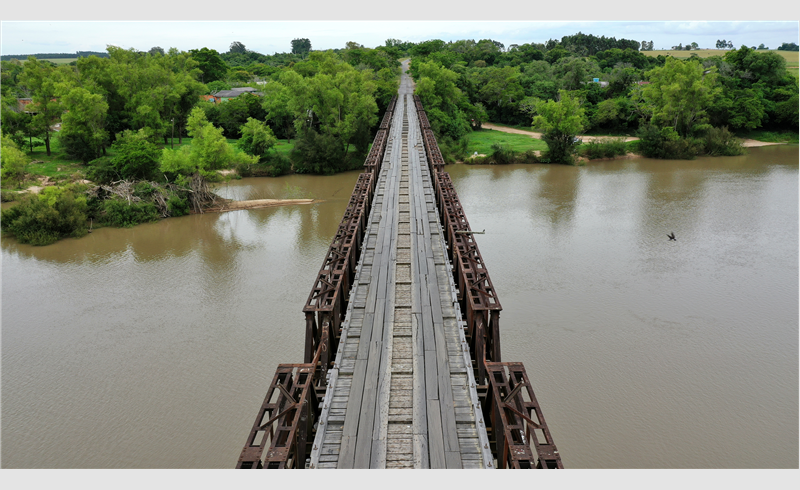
466, 128, 548, 155
37, 58, 79, 64
642, 49, 799, 62
22, 138, 86, 180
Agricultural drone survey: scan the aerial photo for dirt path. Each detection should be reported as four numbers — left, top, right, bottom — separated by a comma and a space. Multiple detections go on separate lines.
482, 123, 784, 147
481, 123, 639, 142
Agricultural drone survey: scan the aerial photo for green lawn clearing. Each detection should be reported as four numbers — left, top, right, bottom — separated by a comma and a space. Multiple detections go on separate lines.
642, 49, 799, 63
466, 128, 548, 155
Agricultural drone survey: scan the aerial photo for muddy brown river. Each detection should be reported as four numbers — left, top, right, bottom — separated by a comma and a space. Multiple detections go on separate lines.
2, 145, 797, 468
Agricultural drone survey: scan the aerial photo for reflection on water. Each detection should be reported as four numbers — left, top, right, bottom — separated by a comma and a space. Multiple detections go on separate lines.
2, 148, 797, 468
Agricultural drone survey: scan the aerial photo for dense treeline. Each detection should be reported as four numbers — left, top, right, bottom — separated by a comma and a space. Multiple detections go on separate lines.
404, 36, 798, 163
1, 42, 400, 167
0, 41, 401, 244
0, 51, 109, 61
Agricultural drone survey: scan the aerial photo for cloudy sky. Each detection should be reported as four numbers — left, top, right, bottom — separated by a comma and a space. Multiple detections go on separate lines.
1, 4, 798, 56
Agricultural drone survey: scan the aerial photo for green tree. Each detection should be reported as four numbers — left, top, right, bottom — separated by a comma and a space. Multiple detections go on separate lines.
57, 85, 109, 162
639, 57, 720, 137
531, 90, 586, 164
471, 65, 525, 123
552, 56, 601, 91
160, 107, 257, 178
291, 38, 312, 57
109, 128, 161, 180
412, 60, 473, 140
189, 47, 228, 83
0, 93, 36, 149
229, 41, 247, 54
237, 117, 277, 158
261, 79, 295, 141
19, 57, 65, 155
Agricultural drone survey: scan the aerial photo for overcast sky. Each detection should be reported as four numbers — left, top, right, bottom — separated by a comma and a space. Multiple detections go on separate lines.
1, 3, 798, 56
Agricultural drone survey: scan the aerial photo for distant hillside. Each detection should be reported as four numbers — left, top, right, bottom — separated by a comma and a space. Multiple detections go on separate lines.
0, 51, 109, 61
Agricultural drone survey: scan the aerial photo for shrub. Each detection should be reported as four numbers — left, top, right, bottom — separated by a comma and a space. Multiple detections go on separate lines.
581, 138, 628, 159
166, 194, 190, 217
110, 129, 161, 180
133, 181, 157, 199
438, 135, 469, 164
85, 156, 119, 184
490, 143, 515, 165
519, 149, 542, 164
1, 134, 29, 187
1, 190, 18, 202
636, 125, 701, 159
0, 187, 89, 245
98, 198, 160, 227
701, 126, 745, 156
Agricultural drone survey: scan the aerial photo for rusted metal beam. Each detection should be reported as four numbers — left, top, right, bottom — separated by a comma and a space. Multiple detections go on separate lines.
238, 100, 396, 470
414, 98, 561, 468
483, 362, 563, 469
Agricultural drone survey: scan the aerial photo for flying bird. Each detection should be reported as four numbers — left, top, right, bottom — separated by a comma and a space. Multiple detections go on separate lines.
667, 232, 676, 241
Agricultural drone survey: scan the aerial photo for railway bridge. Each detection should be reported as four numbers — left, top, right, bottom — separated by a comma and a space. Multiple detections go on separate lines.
236, 63, 562, 469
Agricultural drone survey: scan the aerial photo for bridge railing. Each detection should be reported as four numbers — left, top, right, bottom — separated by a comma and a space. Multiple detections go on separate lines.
236, 325, 330, 469
414, 96, 563, 469
303, 171, 374, 369
484, 362, 563, 469
238, 99, 396, 470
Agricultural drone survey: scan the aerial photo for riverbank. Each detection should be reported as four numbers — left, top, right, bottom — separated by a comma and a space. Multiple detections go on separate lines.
482, 122, 785, 148
467, 123, 786, 165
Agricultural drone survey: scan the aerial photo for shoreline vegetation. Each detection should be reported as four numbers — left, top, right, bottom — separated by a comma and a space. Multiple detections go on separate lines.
459, 123, 787, 165
3, 37, 797, 245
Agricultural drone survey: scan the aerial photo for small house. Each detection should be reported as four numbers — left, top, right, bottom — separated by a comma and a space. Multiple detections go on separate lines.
200, 94, 221, 104
212, 87, 264, 102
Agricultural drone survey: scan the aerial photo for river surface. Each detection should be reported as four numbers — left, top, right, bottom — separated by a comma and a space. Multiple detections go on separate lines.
2, 146, 797, 469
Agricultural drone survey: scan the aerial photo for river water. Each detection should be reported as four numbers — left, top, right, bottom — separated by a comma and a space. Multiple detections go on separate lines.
1, 146, 797, 469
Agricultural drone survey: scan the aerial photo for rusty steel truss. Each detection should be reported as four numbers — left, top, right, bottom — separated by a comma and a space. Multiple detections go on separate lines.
237, 94, 562, 469
415, 95, 562, 469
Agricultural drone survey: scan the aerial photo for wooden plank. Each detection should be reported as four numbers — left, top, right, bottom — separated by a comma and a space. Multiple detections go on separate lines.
411, 312, 427, 435
371, 289, 394, 469
426, 399, 446, 469
353, 312, 385, 466
357, 312, 374, 360
338, 358, 368, 468
424, 349, 438, 401
413, 434, 429, 469
421, 303, 435, 351
445, 451, 463, 469
430, 258, 460, 456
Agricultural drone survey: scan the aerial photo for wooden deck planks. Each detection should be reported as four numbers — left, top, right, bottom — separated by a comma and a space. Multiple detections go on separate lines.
310, 88, 490, 470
